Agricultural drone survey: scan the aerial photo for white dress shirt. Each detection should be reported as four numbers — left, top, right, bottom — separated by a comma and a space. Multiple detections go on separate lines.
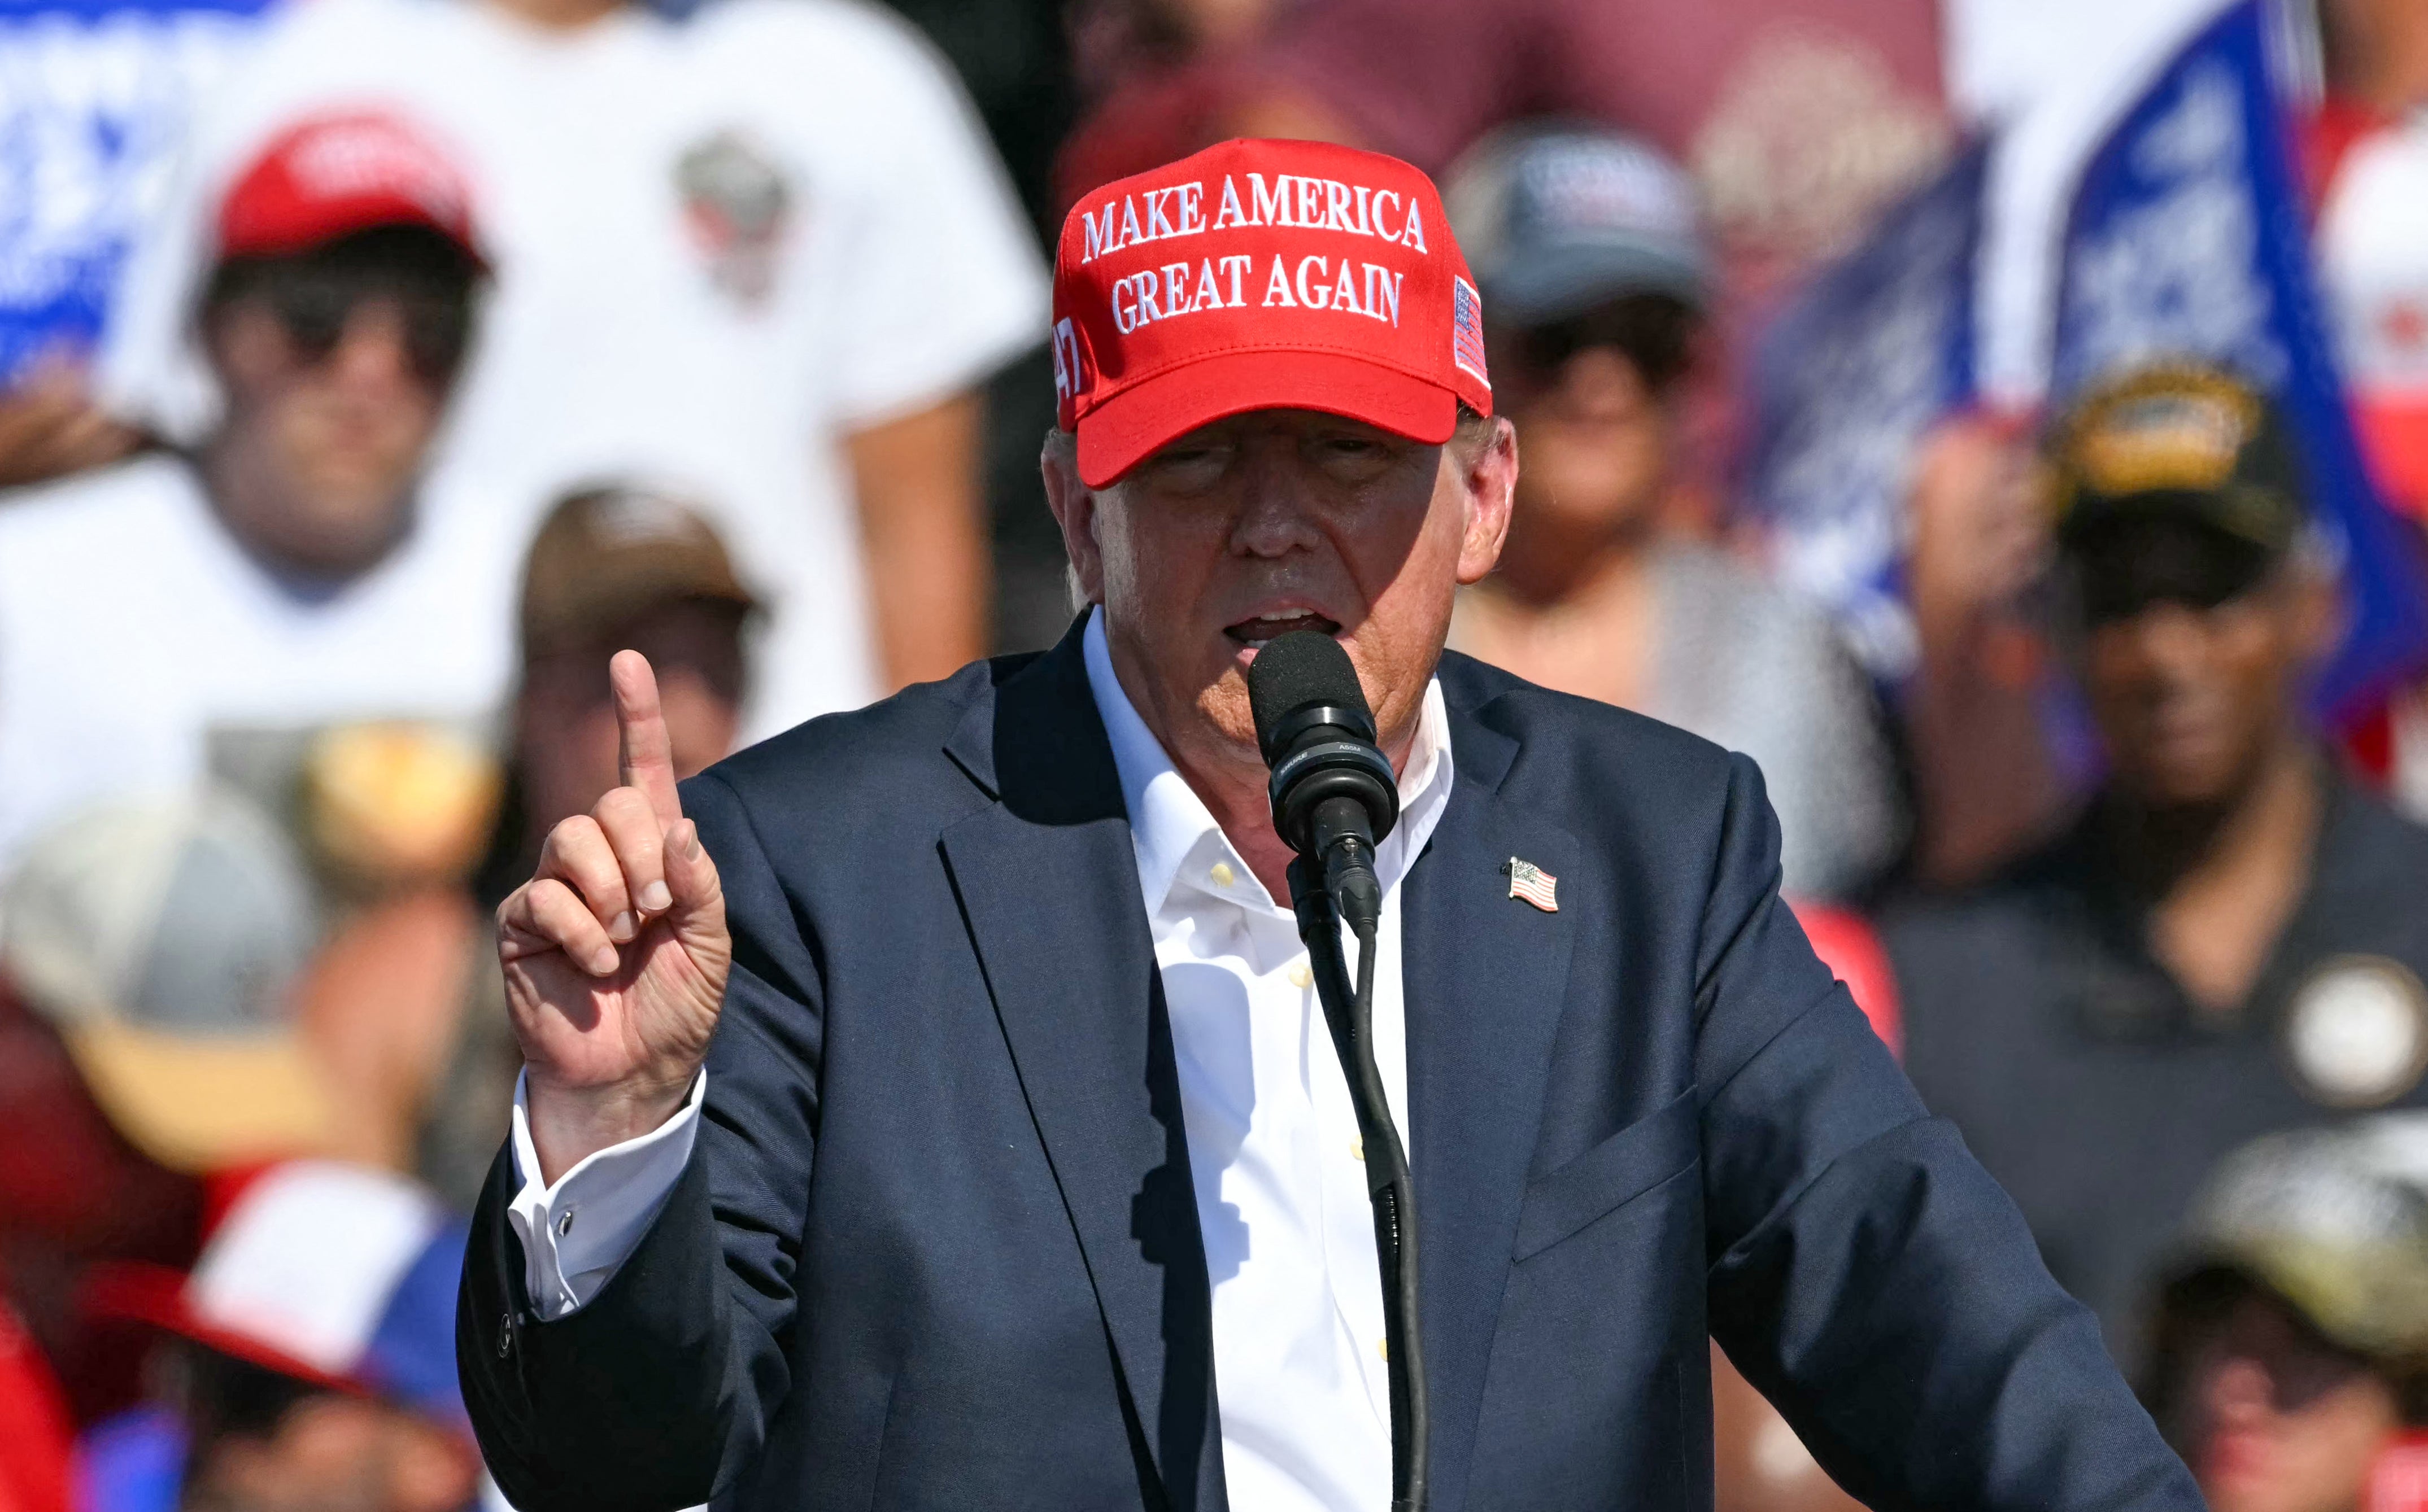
507, 610, 1453, 1512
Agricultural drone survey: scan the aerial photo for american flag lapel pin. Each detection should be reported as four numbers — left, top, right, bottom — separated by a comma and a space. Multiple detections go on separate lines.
1504, 856, 1558, 912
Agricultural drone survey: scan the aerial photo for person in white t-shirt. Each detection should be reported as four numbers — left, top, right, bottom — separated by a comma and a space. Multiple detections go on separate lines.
0, 113, 520, 872
101, 0, 1050, 742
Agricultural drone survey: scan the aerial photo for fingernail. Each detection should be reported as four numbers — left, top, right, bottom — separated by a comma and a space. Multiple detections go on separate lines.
608, 911, 637, 942
676, 821, 701, 859
639, 881, 673, 912
589, 946, 619, 975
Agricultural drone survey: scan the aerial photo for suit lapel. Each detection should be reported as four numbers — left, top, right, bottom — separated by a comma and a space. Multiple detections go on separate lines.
938, 627, 1224, 1512
1401, 683, 1581, 1509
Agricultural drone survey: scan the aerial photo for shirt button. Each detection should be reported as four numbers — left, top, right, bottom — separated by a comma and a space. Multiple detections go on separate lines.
1288, 963, 1313, 989
1209, 861, 1236, 888
556, 1208, 576, 1238
1376, 1338, 1389, 1361
1352, 1136, 1365, 1161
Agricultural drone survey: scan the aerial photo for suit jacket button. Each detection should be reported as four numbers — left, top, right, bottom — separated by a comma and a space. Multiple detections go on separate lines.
497, 1314, 514, 1358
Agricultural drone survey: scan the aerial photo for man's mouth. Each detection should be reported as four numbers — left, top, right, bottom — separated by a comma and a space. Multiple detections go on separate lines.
1223, 608, 1342, 648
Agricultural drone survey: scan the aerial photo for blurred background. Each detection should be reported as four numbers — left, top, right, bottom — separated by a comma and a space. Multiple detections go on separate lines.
3, 0, 2428, 1509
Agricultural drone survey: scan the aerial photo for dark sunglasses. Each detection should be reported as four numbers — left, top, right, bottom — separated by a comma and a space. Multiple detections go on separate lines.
260, 266, 472, 384
1507, 294, 1697, 392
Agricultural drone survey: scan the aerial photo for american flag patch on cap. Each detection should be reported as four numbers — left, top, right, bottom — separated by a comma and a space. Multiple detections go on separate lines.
1505, 856, 1557, 912
1452, 276, 1488, 386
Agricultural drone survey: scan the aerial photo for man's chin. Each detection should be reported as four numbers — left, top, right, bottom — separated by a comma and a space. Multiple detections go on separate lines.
1191, 670, 1262, 756
2195, 1436, 2286, 1512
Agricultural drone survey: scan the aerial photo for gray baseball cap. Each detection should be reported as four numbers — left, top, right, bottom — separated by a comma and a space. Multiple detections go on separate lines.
1441, 121, 1711, 328
1, 789, 330, 1172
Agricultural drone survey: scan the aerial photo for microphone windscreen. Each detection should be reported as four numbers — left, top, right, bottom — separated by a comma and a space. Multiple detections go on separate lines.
1247, 630, 1370, 760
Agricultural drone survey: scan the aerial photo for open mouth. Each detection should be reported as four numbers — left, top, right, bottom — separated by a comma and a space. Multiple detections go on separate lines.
1223, 609, 1342, 649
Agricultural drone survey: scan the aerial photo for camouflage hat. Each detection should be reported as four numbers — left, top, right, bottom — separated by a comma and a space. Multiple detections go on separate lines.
2165, 1115, 2428, 1365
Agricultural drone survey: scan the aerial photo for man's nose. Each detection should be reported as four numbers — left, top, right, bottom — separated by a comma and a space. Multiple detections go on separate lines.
2123, 602, 2217, 682
326, 302, 417, 388
2203, 1356, 2277, 1426
1554, 345, 1651, 419
1228, 441, 1326, 558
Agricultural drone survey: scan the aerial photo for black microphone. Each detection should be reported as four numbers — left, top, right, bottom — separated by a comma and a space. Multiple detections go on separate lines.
1247, 628, 1429, 1512
1246, 630, 1399, 935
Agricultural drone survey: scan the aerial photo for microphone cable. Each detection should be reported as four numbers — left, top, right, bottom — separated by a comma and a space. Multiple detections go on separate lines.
1289, 866, 1427, 1512
1250, 623, 1429, 1512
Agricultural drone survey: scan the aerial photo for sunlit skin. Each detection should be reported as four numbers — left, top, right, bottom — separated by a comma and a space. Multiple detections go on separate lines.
494, 405, 1515, 1181
1041, 408, 1519, 902
201, 296, 449, 579
182, 1392, 478, 1512
2165, 1289, 2404, 1512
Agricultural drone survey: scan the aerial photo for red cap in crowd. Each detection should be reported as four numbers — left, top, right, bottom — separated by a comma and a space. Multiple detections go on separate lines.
82, 1161, 469, 1426
1050, 138, 1493, 488
217, 111, 486, 268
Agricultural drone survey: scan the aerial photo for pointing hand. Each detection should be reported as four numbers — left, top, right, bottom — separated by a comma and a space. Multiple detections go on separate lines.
498, 651, 731, 1182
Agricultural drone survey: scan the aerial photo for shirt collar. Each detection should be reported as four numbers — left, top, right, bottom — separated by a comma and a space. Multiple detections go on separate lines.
1082, 608, 1455, 918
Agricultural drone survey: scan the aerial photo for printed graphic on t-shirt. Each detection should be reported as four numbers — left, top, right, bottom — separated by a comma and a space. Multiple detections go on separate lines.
675, 129, 792, 310
210, 718, 502, 908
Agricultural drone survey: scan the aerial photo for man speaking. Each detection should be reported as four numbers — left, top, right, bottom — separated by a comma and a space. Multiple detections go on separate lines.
458, 140, 2198, 1512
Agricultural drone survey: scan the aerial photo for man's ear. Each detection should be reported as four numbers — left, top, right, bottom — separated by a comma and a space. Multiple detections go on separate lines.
1454, 415, 1518, 587
1040, 435, 1105, 605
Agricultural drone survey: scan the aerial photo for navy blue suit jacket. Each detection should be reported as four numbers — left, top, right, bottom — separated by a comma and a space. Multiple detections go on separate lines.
458, 624, 2200, 1512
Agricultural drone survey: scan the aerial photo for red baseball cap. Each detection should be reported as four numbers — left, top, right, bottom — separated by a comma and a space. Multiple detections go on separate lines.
81, 1161, 469, 1426
217, 112, 485, 269
1051, 138, 1493, 488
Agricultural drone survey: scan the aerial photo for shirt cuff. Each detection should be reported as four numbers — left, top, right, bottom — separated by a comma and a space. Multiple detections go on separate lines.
505, 1069, 704, 1320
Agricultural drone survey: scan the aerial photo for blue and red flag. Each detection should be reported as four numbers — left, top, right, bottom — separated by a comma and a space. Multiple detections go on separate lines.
1743, 140, 1988, 681
2052, 0, 2428, 717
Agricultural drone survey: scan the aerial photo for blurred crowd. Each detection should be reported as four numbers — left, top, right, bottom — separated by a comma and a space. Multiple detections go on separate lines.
3, 0, 2428, 1510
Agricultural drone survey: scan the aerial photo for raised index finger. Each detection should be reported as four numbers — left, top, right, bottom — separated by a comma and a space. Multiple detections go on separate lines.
612, 649, 684, 827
